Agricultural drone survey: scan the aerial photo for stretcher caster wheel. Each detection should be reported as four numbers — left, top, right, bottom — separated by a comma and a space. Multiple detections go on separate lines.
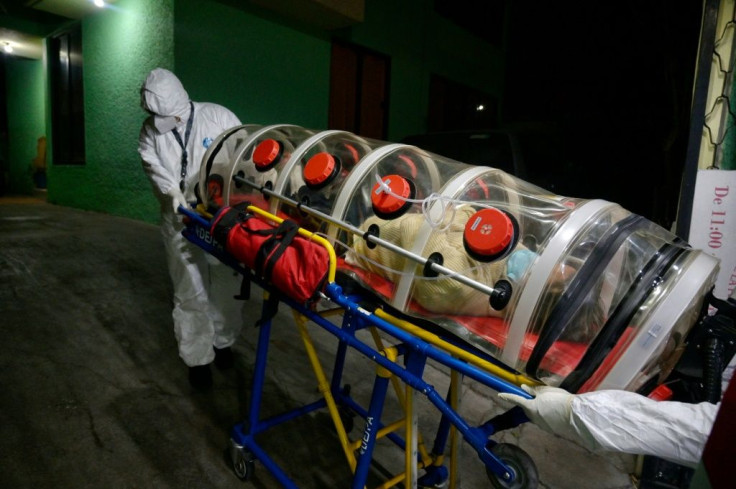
227, 441, 255, 481
486, 443, 538, 489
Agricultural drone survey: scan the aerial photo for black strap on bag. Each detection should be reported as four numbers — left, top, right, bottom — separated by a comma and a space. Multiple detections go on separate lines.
233, 274, 251, 301
252, 219, 300, 282
212, 202, 252, 245
212, 204, 322, 304
256, 291, 281, 327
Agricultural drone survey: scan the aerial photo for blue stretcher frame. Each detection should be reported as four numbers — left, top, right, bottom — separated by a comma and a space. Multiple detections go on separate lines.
180, 205, 534, 488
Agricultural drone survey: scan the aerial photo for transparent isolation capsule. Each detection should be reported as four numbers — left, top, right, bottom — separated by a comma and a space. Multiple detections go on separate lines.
200, 125, 720, 393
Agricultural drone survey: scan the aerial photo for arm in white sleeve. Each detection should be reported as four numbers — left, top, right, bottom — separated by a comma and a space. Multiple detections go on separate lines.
138, 124, 178, 197
219, 107, 241, 128
138, 124, 188, 213
499, 385, 720, 466
571, 390, 719, 466
577, 353, 734, 464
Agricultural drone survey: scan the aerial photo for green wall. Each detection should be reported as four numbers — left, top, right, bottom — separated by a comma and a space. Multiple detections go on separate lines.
175, 0, 331, 129
33, 0, 504, 221
6, 57, 45, 195
47, 0, 175, 222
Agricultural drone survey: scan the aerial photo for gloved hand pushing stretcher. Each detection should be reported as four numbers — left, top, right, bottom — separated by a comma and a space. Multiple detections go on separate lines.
498, 383, 721, 466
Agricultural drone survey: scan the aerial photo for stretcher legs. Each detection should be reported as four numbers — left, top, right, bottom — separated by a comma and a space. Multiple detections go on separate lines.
226, 294, 540, 488
227, 295, 454, 487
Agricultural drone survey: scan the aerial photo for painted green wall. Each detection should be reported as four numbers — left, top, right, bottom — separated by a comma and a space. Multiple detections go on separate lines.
174, 0, 331, 129
6, 57, 45, 195
47, 0, 175, 223
40, 0, 504, 221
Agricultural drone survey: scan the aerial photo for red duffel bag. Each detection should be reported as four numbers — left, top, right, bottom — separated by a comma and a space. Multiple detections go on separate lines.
211, 203, 329, 304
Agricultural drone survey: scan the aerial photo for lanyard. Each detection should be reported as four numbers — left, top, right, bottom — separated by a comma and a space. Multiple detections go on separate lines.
171, 101, 195, 192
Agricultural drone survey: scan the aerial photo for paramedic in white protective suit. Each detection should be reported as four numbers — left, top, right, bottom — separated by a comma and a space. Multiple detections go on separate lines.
138, 67, 245, 390
498, 355, 735, 485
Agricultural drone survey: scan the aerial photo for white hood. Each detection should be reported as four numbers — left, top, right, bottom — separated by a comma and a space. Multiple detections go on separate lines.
140, 68, 191, 133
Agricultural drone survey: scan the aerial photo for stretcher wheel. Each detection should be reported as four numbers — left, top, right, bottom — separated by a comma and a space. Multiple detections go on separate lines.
486, 443, 538, 489
227, 443, 255, 481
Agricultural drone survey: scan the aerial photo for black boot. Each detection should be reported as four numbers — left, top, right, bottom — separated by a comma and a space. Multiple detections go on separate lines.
214, 346, 234, 370
188, 364, 213, 390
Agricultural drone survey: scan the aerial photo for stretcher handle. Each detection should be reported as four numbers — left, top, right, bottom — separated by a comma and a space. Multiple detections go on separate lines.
233, 175, 504, 301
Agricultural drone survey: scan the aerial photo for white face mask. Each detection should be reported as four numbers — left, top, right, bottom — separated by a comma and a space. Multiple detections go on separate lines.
153, 115, 180, 134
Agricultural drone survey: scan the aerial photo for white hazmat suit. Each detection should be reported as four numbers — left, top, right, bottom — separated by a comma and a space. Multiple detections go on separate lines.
138, 68, 245, 377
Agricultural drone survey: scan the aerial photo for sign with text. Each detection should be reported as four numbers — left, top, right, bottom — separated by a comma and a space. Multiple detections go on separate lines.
688, 169, 736, 300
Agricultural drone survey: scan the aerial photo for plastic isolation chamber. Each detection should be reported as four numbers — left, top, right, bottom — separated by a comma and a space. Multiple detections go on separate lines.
197, 124, 720, 394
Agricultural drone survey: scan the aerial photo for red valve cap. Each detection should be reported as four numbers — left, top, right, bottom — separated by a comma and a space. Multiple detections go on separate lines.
304, 152, 340, 188
253, 139, 282, 171
463, 208, 515, 260
371, 174, 414, 219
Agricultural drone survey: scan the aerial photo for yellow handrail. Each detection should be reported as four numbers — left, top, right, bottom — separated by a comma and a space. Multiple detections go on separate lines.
374, 308, 541, 388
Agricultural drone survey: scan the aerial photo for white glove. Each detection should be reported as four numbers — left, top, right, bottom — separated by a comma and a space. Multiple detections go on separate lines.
498, 384, 574, 435
166, 187, 188, 214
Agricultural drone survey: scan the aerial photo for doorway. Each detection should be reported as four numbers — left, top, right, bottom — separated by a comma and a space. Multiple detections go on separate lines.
328, 40, 390, 140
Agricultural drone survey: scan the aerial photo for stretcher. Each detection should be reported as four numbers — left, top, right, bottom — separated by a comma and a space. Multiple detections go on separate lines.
183, 203, 539, 488
181, 123, 733, 488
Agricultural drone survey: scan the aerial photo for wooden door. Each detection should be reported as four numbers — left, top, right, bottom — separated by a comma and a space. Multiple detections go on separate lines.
329, 41, 390, 139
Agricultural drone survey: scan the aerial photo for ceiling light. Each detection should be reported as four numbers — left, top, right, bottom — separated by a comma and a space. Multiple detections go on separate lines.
3, 43, 13, 54
94, 0, 105, 7
476, 104, 485, 112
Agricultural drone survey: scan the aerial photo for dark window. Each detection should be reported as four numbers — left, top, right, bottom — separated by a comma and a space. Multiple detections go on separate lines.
49, 24, 85, 165
401, 130, 518, 175
428, 74, 497, 131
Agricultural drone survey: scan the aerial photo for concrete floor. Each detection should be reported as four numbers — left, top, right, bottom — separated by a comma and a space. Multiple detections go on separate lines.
0, 198, 639, 489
